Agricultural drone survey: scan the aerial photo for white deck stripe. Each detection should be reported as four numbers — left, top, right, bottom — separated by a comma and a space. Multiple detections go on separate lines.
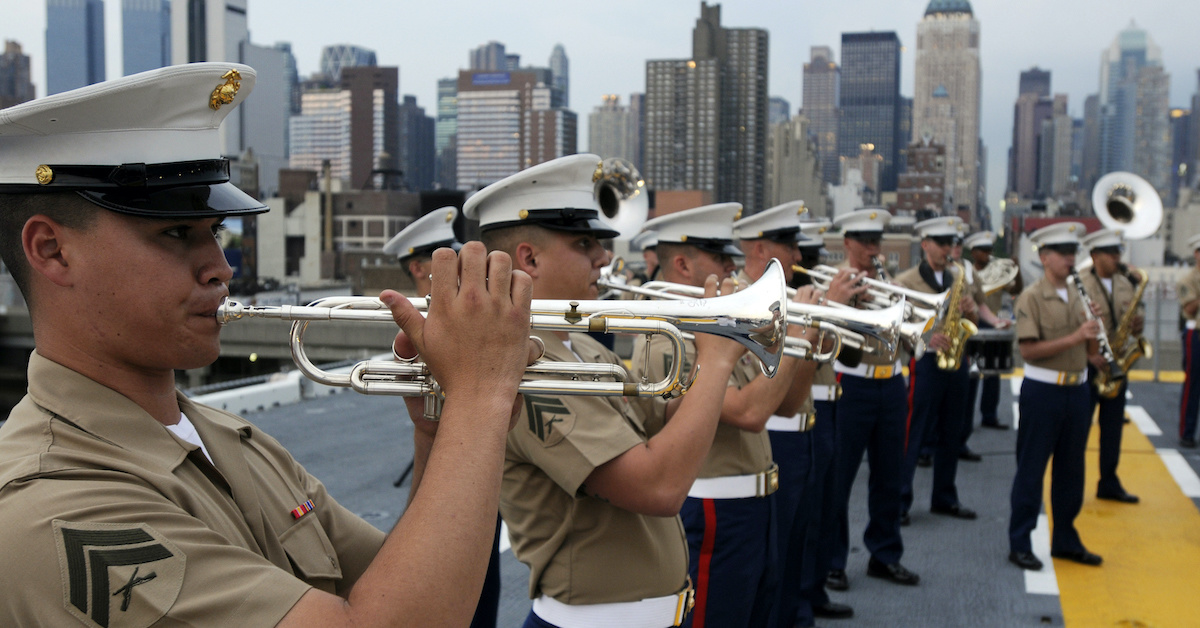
1157, 449, 1200, 498
1011, 377, 1023, 396
1126, 406, 1162, 436
1012, 402, 1021, 430
500, 521, 512, 554
1024, 514, 1059, 595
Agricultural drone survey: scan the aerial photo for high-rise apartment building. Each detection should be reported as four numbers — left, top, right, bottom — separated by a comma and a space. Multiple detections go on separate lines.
46, 0, 106, 95
399, 95, 435, 191
912, 0, 981, 217
122, 0, 171, 76
1008, 68, 1057, 200
238, 41, 292, 198
170, 0, 247, 65
1037, 95, 1073, 199
1098, 22, 1170, 197
766, 114, 827, 215
803, 46, 840, 186
588, 94, 640, 165
435, 77, 458, 189
769, 97, 790, 126
550, 44, 569, 108
896, 135, 947, 216
1169, 108, 1193, 206
0, 41, 35, 109
838, 32, 902, 194
290, 90, 353, 182
319, 45, 377, 83
643, 58, 720, 195
470, 42, 507, 72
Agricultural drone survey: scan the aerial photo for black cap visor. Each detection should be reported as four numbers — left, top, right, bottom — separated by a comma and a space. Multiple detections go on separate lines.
78, 181, 268, 218
481, 207, 620, 239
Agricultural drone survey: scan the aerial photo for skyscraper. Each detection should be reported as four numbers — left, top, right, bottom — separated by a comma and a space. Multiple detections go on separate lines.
803, 46, 840, 186
46, 0, 106, 95
838, 32, 902, 194
694, 3, 769, 211
769, 97, 790, 126
319, 45, 377, 83
643, 58, 720, 195
0, 41, 35, 109
122, 0, 171, 76
399, 95, 436, 191
588, 94, 640, 165
1008, 68, 1057, 200
1098, 22, 1170, 196
766, 114, 827, 215
912, 0, 981, 217
435, 77, 458, 189
170, 0, 247, 65
550, 44, 569, 108
470, 41, 507, 71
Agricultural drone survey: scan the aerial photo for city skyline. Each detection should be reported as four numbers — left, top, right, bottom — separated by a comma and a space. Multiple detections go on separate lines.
5, 0, 1199, 216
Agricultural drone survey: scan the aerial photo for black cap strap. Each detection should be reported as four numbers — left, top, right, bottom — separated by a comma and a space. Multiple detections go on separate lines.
2, 159, 230, 193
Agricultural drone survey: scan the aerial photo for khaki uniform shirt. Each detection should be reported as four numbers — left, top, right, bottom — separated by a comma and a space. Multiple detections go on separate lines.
971, 263, 1005, 314
0, 352, 385, 627
1015, 276, 1089, 372
502, 330, 689, 605
1176, 266, 1200, 324
1079, 268, 1136, 337
630, 333, 773, 478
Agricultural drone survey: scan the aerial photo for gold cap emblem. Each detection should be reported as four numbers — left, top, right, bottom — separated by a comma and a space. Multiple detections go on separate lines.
35, 165, 54, 185
734, 208, 743, 221
592, 162, 604, 183
798, 207, 807, 215
209, 69, 242, 111
1068, 225, 1076, 232
519, 209, 530, 220
869, 212, 878, 220
445, 210, 454, 223
681, 235, 689, 242
408, 247, 415, 254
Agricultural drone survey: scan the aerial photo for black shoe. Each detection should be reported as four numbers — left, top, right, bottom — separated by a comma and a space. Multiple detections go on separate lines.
1182, 438, 1198, 449
812, 602, 854, 619
1097, 489, 1140, 504
1008, 551, 1043, 570
980, 421, 1009, 430
900, 512, 911, 526
931, 504, 977, 520
916, 454, 932, 467
825, 569, 848, 591
959, 449, 983, 462
1051, 549, 1103, 566
866, 558, 920, 585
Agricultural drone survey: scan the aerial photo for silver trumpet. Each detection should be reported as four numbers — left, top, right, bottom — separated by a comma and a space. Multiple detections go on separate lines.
216, 260, 791, 412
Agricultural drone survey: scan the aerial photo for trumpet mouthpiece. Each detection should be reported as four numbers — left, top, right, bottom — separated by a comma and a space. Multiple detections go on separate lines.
216, 299, 245, 324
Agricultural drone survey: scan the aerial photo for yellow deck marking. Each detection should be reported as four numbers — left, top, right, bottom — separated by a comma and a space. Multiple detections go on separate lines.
1050, 411, 1200, 627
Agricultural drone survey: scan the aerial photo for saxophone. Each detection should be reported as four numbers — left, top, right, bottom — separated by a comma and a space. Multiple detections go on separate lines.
1095, 266, 1152, 398
936, 262, 978, 370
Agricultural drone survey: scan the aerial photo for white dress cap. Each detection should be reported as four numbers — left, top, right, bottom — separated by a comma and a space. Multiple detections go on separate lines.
462, 154, 618, 238
1188, 233, 1200, 251
914, 216, 963, 239
798, 220, 832, 249
0, 63, 266, 217
630, 229, 659, 252
963, 231, 996, 250
733, 200, 807, 241
1081, 228, 1124, 252
1030, 222, 1086, 248
642, 203, 744, 257
833, 208, 890, 234
383, 207, 462, 260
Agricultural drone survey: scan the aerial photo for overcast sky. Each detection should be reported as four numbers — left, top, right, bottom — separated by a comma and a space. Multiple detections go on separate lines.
5, 0, 1198, 215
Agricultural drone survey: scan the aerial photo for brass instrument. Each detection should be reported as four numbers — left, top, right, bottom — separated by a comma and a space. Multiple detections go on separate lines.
595, 157, 649, 240
978, 258, 1020, 296
217, 261, 791, 416
872, 255, 890, 282
1095, 265, 1152, 398
935, 262, 977, 370
1092, 171, 1163, 240
1067, 268, 1125, 381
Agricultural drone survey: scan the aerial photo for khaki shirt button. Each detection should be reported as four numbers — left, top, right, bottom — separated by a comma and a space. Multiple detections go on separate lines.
329, 556, 336, 567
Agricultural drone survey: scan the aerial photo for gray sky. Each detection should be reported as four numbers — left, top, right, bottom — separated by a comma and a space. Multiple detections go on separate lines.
5, 0, 1198, 216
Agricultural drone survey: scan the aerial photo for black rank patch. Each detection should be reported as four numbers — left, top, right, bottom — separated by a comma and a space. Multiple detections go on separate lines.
53, 520, 185, 628
524, 395, 573, 445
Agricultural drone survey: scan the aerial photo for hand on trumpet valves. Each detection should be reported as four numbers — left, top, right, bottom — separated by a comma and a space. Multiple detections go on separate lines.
824, 268, 866, 306
380, 242, 536, 432
691, 274, 748, 367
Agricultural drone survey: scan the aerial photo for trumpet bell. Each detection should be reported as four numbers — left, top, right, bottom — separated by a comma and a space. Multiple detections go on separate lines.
1092, 172, 1162, 240
595, 157, 649, 240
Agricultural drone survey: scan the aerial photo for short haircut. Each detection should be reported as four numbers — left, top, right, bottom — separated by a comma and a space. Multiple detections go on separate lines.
0, 192, 98, 306
480, 224, 551, 259
654, 241, 705, 265
398, 254, 432, 282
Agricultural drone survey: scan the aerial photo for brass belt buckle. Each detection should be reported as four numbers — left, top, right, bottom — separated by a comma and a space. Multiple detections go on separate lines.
875, 365, 894, 379
759, 464, 780, 496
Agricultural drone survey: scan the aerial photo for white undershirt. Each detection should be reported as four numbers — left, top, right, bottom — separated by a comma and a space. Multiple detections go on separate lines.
1101, 277, 1113, 295
166, 413, 215, 465
934, 270, 944, 286
1056, 288, 1070, 303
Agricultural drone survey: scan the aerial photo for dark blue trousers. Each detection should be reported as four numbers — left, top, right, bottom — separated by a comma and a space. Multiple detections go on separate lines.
1009, 378, 1091, 554
1181, 328, 1200, 441
831, 374, 906, 567
769, 428, 812, 628
794, 399, 838, 627
470, 516, 501, 628
1088, 366, 1130, 496
903, 354, 970, 514
681, 494, 778, 628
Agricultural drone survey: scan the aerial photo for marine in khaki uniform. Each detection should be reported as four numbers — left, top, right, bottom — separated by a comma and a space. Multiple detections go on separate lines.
826, 209, 921, 589
1078, 229, 1142, 504
465, 155, 749, 628
1007, 222, 1104, 572
894, 217, 980, 523
962, 231, 1019, 437
1176, 233, 1200, 449
0, 64, 533, 627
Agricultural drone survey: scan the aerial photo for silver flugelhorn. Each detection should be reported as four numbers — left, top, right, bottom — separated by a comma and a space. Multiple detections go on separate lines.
793, 264, 948, 320
217, 260, 790, 407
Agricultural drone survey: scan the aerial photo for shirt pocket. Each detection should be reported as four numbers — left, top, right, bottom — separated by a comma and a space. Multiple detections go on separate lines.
278, 512, 343, 586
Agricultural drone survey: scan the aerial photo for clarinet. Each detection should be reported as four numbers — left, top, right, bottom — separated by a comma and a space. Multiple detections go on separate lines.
1067, 268, 1126, 381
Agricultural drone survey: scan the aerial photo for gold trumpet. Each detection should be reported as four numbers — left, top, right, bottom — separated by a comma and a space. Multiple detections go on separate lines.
217, 260, 792, 415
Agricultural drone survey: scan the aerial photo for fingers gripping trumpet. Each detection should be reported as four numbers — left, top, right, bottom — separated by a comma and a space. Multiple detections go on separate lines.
216, 261, 792, 416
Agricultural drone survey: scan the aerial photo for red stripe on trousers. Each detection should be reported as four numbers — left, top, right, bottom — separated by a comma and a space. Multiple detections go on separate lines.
1182, 329, 1194, 438
693, 498, 718, 628
905, 358, 917, 450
